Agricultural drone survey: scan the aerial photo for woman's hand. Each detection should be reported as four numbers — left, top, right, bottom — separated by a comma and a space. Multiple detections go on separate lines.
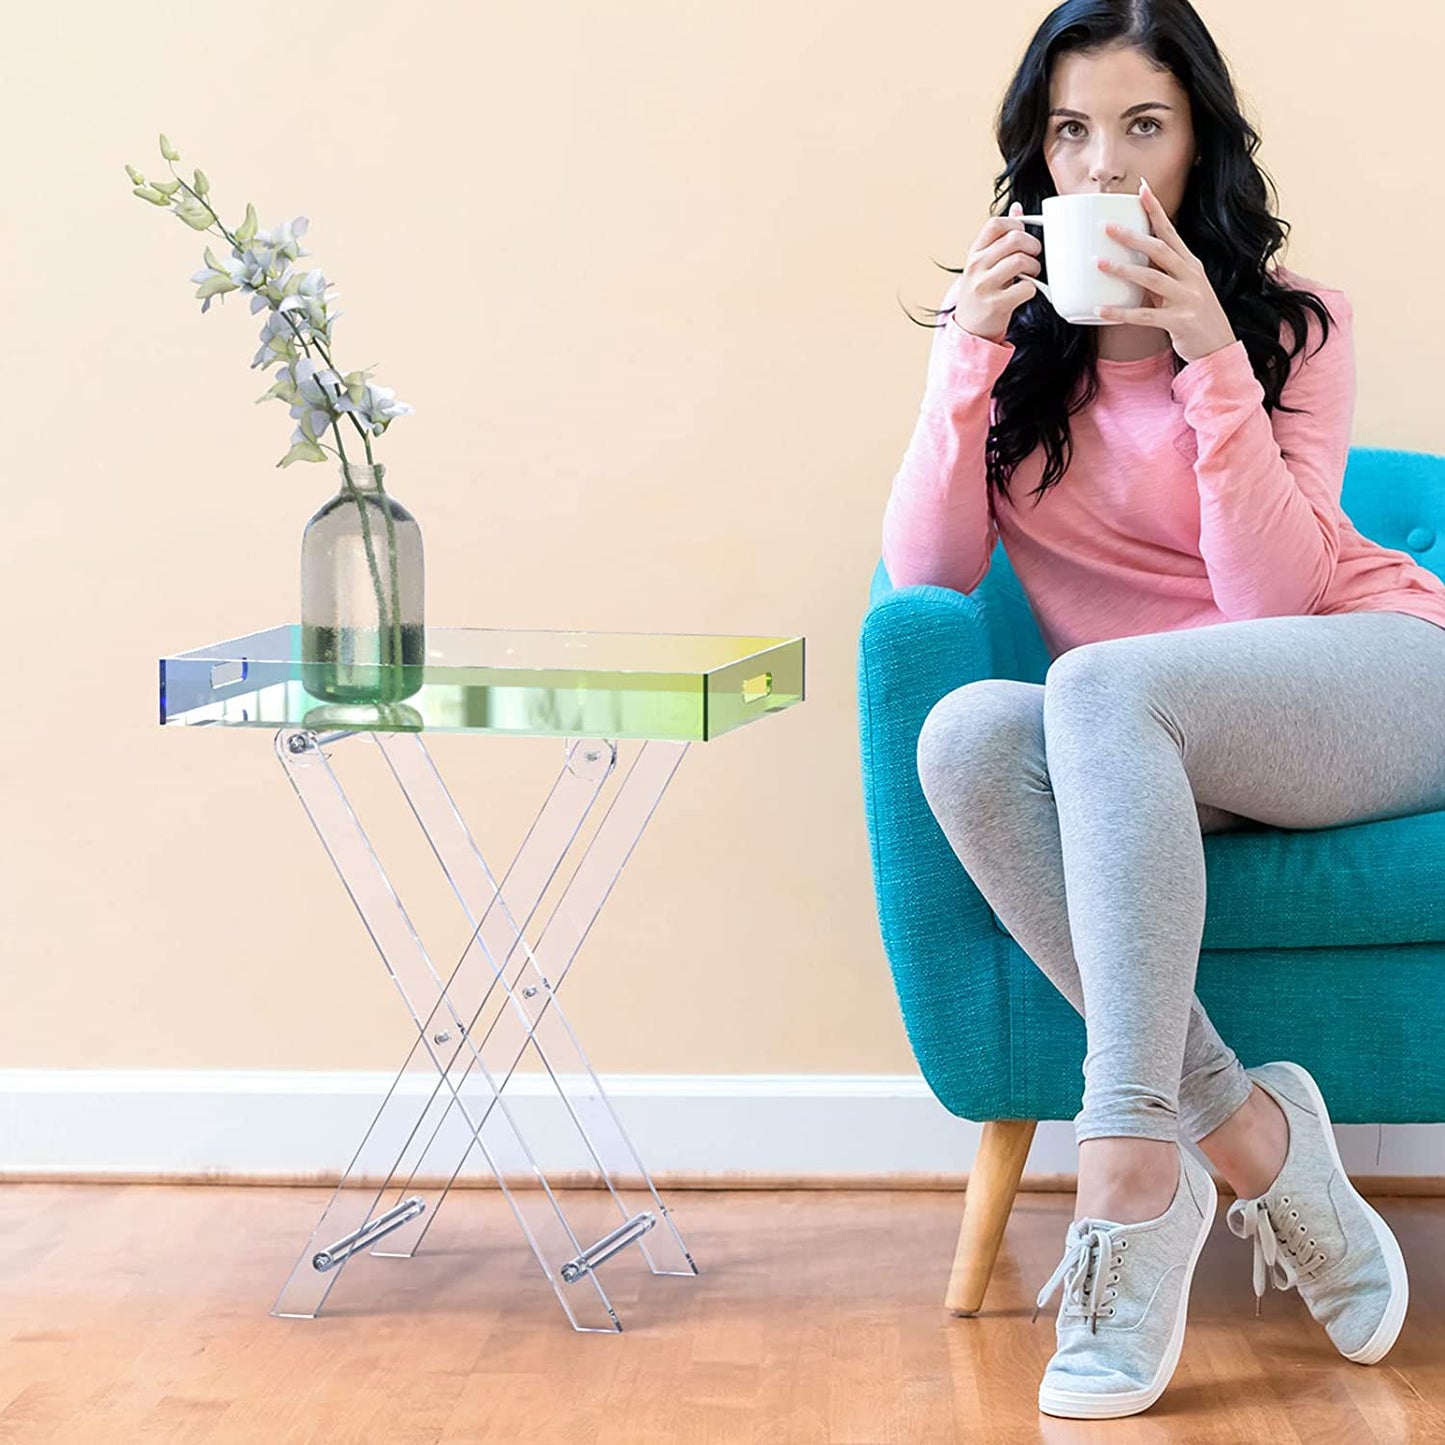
1093, 178, 1237, 365
949, 202, 1044, 344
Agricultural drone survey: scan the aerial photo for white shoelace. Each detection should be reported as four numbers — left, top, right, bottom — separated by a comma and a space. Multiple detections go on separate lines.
1032, 1222, 1126, 1334
1226, 1193, 1330, 1314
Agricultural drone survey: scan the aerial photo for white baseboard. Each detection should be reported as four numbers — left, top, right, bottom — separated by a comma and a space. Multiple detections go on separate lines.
1, 1071, 1440, 1184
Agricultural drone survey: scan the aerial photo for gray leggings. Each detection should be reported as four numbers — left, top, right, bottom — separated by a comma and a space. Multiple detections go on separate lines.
915, 609, 1445, 1146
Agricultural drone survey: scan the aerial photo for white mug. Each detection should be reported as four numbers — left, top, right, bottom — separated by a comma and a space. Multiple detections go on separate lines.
1016, 192, 1153, 326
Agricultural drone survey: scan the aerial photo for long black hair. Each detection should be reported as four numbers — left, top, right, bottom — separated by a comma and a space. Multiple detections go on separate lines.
910, 0, 1338, 512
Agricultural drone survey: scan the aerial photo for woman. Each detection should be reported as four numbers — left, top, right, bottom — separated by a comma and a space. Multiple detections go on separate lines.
882, 0, 1442, 1422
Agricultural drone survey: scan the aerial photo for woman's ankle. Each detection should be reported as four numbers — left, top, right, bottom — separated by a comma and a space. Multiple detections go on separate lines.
1195, 1084, 1289, 1198
1074, 1136, 1180, 1224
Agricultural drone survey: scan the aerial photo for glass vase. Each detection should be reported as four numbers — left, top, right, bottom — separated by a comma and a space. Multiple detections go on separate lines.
300, 459, 425, 726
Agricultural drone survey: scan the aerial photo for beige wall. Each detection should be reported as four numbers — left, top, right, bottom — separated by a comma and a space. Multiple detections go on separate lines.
4, 2, 1440, 1074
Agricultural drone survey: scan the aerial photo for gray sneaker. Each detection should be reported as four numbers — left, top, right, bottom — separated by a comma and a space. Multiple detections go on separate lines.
1032, 1139, 1217, 1419
1225, 1060, 1409, 1364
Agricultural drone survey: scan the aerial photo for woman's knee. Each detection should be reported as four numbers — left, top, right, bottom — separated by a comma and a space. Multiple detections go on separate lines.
1046, 646, 1257, 833
916, 679, 1043, 807
1046, 637, 1143, 702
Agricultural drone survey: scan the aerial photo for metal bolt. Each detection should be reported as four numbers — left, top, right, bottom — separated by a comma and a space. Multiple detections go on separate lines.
433, 1031, 451, 1044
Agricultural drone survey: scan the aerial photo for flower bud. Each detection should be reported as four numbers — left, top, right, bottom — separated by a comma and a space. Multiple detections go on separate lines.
175, 196, 212, 230
159, 133, 179, 161
193, 168, 209, 197
195, 273, 239, 301
276, 439, 327, 469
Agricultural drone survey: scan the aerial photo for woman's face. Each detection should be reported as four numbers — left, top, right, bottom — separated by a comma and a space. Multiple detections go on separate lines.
1043, 42, 1197, 222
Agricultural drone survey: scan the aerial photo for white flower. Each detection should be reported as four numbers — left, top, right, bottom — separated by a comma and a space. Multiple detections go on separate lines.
285, 356, 349, 440
253, 217, 310, 264
187, 218, 315, 317
190, 246, 276, 314
276, 266, 342, 345
333, 367, 414, 436
252, 308, 303, 369
354, 380, 414, 435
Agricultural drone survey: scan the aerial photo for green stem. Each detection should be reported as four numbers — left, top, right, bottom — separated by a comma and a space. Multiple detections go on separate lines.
327, 425, 394, 669
360, 430, 404, 671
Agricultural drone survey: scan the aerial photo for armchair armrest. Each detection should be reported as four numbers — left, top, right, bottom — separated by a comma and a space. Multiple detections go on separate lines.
857, 575, 1017, 1117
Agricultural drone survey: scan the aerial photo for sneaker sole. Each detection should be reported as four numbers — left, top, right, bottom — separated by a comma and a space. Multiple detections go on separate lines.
1037, 1158, 1218, 1420
1255, 1060, 1409, 1366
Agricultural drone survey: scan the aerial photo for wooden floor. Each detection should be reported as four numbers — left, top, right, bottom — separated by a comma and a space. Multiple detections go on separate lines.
1, 1182, 1442, 1443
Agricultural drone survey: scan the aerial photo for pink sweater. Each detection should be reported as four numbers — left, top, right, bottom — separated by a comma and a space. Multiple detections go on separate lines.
882, 267, 1445, 659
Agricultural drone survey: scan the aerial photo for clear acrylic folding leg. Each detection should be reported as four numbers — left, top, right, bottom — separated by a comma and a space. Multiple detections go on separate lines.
267, 725, 698, 1332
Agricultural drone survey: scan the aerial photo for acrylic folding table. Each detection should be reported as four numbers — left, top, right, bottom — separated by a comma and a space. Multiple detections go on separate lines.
158, 623, 804, 1331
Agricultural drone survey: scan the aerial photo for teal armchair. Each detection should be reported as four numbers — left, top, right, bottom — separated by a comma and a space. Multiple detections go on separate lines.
857, 445, 1445, 1314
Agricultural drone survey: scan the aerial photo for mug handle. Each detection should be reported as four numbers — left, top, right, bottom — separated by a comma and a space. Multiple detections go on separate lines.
1014, 214, 1051, 301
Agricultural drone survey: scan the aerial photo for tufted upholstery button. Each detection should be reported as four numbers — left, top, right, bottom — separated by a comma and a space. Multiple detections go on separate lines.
1406, 526, 1435, 551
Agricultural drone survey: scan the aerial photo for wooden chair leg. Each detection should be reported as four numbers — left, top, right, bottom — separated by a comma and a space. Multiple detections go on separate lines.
946, 1118, 1037, 1316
